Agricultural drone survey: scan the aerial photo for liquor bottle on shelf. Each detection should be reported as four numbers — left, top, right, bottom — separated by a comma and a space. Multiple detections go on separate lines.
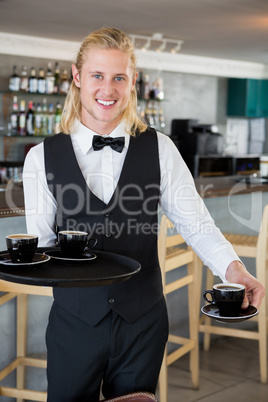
9, 65, 20, 92
26, 101, 35, 136
10, 95, 19, 135
60, 69, 70, 95
144, 74, 150, 100
34, 103, 42, 135
47, 103, 55, 135
38, 68, 46, 94
54, 102, 62, 133
20, 65, 28, 92
18, 100, 27, 136
53, 62, 61, 94
155, 77, 164, 100
136, 70, 145, 100
152, 102, 159, 129
159, 108, 166, 130
45, 62, 55, 94
149, 81, 158, 100
41, 98, 48, 135
144, 102, 154, 127
29, 67, 38, 93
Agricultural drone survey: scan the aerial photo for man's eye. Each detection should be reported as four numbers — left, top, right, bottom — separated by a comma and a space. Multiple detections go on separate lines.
115, 77, 124, 81
93, 74, 102, 79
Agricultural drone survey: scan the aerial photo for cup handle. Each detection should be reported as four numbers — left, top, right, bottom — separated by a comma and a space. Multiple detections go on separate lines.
203, 290, 215, 304
85, 237, 97, 250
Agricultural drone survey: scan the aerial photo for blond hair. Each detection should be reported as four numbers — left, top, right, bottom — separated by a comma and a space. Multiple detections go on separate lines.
60, 27, 147, 136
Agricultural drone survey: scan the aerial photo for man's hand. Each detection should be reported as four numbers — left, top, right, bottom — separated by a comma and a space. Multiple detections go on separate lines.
225, 260, 265, 309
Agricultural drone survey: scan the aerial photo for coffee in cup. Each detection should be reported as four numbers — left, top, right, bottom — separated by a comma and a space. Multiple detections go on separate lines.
6, 234, 38, 263
58, 230, 97, 258
203, 283, 245, 317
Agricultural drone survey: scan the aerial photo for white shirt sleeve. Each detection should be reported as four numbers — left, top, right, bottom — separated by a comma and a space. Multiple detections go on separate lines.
23, 143, 58, 247
157, 131, 240, 282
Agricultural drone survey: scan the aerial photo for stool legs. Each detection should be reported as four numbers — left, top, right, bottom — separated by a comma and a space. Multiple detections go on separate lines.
258, 302, 267, 383
16, 294, 28, 402
159, 348, 168, 402
188, 256, 201, 389
203, 269, 214, 351
256, 256, 267, 384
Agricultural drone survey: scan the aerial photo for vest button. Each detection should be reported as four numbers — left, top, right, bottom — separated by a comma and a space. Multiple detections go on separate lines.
106, 233, 112, 238
105, 212, 111, 217
109, 298, 115, 304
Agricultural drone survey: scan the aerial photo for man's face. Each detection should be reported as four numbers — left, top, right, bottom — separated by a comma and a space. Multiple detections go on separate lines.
72, 48, 137, 135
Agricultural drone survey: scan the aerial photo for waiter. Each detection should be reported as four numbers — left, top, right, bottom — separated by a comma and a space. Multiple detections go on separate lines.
23, 27, 265, 401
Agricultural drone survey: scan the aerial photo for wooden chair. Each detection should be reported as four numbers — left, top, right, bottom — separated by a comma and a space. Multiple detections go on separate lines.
199, 204, 268, 384
100, 391, 158, 401
0, 280, 52, 401
157, 215, 202, 402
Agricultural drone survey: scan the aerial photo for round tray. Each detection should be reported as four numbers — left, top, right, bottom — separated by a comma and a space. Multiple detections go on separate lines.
0, 248, 141, 288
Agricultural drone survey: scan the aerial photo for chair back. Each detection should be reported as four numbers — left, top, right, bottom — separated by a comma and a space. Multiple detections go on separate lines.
256, 204, 268, 285
158, 215, 196, 291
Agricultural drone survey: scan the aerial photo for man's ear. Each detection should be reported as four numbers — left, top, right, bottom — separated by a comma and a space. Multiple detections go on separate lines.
72, 64, 81, 88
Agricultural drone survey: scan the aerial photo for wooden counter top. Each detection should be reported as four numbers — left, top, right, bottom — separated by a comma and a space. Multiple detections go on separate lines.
1, 175, 268, 218
195, 175, 268, 198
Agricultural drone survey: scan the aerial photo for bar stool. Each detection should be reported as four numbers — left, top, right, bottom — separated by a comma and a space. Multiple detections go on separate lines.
0, 280, 52, 401
157, 215, 202, 402
199, 204, 268, 384
100, 391, 158, 401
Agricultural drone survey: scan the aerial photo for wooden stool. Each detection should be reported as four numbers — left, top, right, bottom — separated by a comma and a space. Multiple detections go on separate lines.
0, 280, 52, 401
100, 391, 158, 401
157, 215, 202, 402
199, 204, 268, 384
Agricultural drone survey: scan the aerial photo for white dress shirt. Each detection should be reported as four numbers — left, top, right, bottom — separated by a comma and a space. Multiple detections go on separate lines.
23, 120, 239, 281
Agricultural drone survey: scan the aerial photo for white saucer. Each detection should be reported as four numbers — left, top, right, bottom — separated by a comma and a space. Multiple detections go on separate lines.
0, 253, 50, 267
43, 249, 96, 264
201, 304, 258, 323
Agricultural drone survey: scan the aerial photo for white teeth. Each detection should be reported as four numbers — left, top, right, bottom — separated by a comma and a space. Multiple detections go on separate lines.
97, 100, 115, 106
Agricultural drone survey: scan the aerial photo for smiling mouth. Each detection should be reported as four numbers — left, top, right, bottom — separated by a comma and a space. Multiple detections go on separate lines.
96, 100, 116, 106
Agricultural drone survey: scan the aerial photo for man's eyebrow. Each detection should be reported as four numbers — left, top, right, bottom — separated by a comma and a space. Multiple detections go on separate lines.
89, 70, 103, 74
89, 71, 128, 77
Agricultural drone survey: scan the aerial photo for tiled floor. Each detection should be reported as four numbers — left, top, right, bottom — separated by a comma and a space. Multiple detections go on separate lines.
157, 337, 268, 402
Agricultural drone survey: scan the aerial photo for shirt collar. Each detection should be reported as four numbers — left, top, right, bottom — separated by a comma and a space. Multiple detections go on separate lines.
71, 120, 130, 155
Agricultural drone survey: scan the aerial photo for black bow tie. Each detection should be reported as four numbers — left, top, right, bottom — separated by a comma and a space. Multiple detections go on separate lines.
92, 135, 125, 153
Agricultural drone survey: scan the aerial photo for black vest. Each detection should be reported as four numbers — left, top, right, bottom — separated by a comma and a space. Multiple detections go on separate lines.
44, 128, 163, 326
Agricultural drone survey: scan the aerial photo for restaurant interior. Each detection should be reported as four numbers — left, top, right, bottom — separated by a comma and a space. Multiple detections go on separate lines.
0, 1, 268, 401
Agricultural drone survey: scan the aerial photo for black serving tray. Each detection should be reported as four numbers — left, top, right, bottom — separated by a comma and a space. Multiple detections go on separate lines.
0, 248, 141, 288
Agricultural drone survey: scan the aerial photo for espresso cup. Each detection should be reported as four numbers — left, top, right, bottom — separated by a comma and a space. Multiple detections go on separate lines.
203, 283, 245, 317
6, 234, 38, 263
58, 230, 97, 258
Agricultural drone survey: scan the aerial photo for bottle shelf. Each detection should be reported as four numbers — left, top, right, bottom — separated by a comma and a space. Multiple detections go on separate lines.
138, 98, 166, 102
0, 90, 66, 97
2, 134, 49, 138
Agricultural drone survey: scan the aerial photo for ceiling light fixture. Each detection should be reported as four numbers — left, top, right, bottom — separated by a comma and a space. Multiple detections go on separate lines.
156, 40, 167, 53
171, 41, 183, 54
141, 38, 151, 52
130, 33, 184, 54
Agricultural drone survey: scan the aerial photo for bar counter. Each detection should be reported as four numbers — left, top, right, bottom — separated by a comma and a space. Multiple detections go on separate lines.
1, 176, 268, 217
0, 182, 24, 217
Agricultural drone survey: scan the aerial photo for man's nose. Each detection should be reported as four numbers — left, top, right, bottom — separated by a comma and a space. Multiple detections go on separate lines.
100, 79, 115, 95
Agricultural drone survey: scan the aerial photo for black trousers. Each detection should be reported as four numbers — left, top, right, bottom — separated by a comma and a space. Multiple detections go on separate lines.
46, 297, 169, 401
